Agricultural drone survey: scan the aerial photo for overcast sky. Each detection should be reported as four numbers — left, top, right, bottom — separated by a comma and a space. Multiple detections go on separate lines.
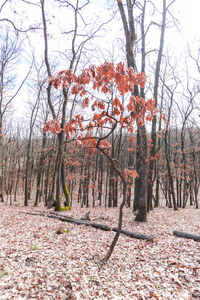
1, 0, 200, 119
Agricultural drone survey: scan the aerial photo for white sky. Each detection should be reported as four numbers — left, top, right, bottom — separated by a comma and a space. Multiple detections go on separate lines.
1, 0, 200, 120
175, 0, 200, 37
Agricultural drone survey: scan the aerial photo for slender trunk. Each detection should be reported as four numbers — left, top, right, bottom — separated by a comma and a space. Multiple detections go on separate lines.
133, 131, 140, 211
78, 163, 83, 204
24, 141, 31, 206
0, 129, 3, 202
97, 141, 127, 262
98, 154, 103, 206
127, 149, 134, 207
14, 160, 21, 202
135, 124, 147, 221
165, 131, 177, 210
147, 0, 167, 211
55, 131, 64, 211
92, 153, 98, 207
34, 132, 46, 206
105, 162, 109, 207
46, 152, 56, 207
102, 180, 127, 262
61, 162, 70, 208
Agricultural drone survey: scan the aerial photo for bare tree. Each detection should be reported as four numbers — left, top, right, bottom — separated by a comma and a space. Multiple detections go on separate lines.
0, 27, 32, 202
117, 0, 148, 222
41, 0, 115, 211
147, 0, 167, 211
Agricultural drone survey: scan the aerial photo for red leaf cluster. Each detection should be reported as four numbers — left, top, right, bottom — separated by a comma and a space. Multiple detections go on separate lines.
122, 168, 139, 179
49, 62, 147, 95
43, 119, 60, 134
44, 62, 155, 156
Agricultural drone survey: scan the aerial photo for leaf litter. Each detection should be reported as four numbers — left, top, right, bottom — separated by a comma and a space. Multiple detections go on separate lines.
0, 202, 200, 299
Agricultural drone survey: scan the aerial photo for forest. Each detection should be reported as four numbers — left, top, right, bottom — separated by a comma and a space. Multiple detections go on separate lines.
0, 0, 200, 299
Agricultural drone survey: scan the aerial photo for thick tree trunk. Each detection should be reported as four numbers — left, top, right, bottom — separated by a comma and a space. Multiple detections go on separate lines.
117, 0, 147, 221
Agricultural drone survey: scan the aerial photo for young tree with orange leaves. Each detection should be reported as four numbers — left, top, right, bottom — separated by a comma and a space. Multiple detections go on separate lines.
44, 61, 154, 262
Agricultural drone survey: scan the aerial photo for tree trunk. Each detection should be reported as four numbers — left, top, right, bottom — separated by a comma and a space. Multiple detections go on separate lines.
98, 154, 103, 206
117, 0, 147, 221
165, 130, 177, 210
147, 0, 167, 211
34, 132, 46, 206
55, 131, 64, 211
133, 131, 140, 211
102, 179, 127, 262
135, 124, 147, 222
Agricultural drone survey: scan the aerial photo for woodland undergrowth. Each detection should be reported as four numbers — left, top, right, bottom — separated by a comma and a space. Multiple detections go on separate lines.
0, 199, 200, 300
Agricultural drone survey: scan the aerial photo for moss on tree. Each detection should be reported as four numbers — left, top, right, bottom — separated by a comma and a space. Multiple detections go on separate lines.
63, 184, 70, 208
55, 194, 62, 211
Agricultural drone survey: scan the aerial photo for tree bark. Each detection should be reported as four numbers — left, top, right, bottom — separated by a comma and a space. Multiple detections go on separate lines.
147, 0, 167, 211
118, 0, 147, 222
135, 124, 147, 221
34, 131, 46, 206
173, 230, 200, 241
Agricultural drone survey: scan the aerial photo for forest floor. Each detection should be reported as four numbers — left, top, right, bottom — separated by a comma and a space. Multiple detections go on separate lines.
0, 199, 200, 300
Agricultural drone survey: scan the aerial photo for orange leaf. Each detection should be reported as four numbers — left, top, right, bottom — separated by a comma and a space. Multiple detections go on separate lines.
127, 148, 134, 152
82, 97, 89, 108
112, 97, 121, 107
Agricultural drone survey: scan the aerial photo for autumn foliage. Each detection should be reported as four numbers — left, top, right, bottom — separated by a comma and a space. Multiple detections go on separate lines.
43, 61, 155, 158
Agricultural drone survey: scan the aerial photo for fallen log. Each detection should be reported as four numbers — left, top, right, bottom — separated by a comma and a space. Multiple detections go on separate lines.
48, 212, 157, 243
173, 230, 200, 241
19, 210, 157, 242
19, 211, 46, 216
120, 229, 157, 243
81, 210, 90, 221
48, 214, 113, 231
